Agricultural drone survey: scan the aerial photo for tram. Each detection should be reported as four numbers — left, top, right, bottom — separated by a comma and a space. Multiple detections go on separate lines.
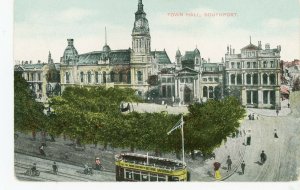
115, 153, 189, 182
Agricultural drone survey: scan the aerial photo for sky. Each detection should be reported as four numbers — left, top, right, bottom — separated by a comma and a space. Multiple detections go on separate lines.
14, 0, 300, 63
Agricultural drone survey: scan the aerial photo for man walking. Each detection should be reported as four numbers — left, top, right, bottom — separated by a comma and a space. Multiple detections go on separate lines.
226, 155, 232, 172
241, 161, 245, 174
52, 162, 58, 175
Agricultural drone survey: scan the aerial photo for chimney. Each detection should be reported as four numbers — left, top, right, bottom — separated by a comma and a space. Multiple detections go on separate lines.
233, 49, 235, 54
258, 41, 262, 49
230, 45, 232, 54
67, 39, 74, 46
30, 60, 32, 64
265, 43, 270, 50
208, 58, 210, 63
222, 57, 224, 63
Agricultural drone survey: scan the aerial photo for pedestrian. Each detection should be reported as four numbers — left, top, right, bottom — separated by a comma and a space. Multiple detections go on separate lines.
52, 162, 58, 174
256, 114, 259, 120
39, 144, 46, 156
252, 113, 255, 120
260, 150, 267, 164
248, 114, 251, 120
166, 103, 168, 108
95, 157, 103, 171
274, 129, 279, 138
226, 155, 232, 172
276, 109, 279, 116
288, 103, 290, 108
241, 161, 245, 174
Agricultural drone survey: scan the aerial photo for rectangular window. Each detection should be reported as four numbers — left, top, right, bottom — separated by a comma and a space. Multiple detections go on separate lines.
263, 91, 268, 104
253, 62, 257, 68
167, 78, 171, 83
133, 171, 141, 181
247, 62, 251, 68
237, 62, 241, 69
263, 61, 267, 68
38, 73, 41, 81
158, 175, 166, 181
150, 174, 158, 181
247, 91, 251, 104
270, 61, 274, 68
141, 172, 149, 181
214, 78, 219, 82
125, 169, 133, 180
231, 62, 235, 69
203, 78, 207, 82
162, 78, 166, 83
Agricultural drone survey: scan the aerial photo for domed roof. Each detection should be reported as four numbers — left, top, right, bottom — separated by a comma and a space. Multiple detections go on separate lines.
176, 49, 181, 57
103, 44, 111, 52
194, 47, 200, 56
62, 39, 78, 64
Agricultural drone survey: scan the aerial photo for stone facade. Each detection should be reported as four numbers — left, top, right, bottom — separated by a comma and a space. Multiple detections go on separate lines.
225, 41, 281, 109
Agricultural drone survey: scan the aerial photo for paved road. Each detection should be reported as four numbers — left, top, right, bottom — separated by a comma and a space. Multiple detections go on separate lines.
15, 153, 115, 182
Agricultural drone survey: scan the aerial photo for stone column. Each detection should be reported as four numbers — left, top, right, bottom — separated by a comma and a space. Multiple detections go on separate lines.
175, 79, 178, 97
258, 88, 263, 108
250, 91, 253, 104
241, 87, 247, 106
268, 91, 270, 104
235, 74, 237, 85
193, 79, 196, 97
275, 87, 281, 109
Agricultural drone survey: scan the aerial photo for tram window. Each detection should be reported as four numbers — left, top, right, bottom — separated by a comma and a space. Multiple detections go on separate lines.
133, 171, 141, 181
125, 170, 133, 180
150, 174, 158, 181
158, 175, 166, 181
141, 172, 149, 181
172, 176, 179, 181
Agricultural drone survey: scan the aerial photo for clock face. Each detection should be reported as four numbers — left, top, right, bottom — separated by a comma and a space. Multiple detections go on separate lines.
136, 19, 143, 27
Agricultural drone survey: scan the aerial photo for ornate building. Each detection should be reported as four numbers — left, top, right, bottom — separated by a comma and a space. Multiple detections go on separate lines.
59, 0, 170, 96
225, 40, 281, 108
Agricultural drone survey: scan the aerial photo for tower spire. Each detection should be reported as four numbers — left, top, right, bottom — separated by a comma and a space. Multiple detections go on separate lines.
105, 26, 107, 45
250, 35, 252, 44
138, 0, 144, 12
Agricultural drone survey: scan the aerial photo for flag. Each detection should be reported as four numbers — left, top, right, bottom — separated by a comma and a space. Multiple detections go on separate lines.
167, 116, 183, 135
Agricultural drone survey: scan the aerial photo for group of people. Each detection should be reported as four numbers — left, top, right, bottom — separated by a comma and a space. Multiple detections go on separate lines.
248, 113, 258, 120
215, 150, 267, 179
29, 162, 58, 175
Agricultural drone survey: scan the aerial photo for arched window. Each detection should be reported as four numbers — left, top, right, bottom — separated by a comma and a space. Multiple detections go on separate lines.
253, 73, 258, 85
269, 74, 276, 85
110, 71, 115, 82
80, 72, 84, 83
87, 71, 92, 83
263, 73, 268, 85
103, 71, 106, 83
230, 74, 236, 85
95, 72, 98, 83
137, 71, 143, 82
203, 86, 207, 98
237, 74, 242, 84
209, 86, 214, 99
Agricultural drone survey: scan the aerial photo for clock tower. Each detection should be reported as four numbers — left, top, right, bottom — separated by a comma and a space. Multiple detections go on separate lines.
130, 0, 152, 91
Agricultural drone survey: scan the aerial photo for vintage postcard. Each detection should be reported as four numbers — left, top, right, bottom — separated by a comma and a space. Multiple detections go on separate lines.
7, 0, 300, 189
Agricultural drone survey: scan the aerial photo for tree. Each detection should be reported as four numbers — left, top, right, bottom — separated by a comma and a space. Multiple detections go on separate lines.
185, 97, 246, 158
14, 72, 48, 138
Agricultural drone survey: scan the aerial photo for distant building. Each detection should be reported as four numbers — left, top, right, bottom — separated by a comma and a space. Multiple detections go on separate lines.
225, 39, 281, 109
14, 53, 60, 102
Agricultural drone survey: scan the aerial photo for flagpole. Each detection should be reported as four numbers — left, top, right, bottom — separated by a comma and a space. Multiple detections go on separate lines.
181, 115, 185, 164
